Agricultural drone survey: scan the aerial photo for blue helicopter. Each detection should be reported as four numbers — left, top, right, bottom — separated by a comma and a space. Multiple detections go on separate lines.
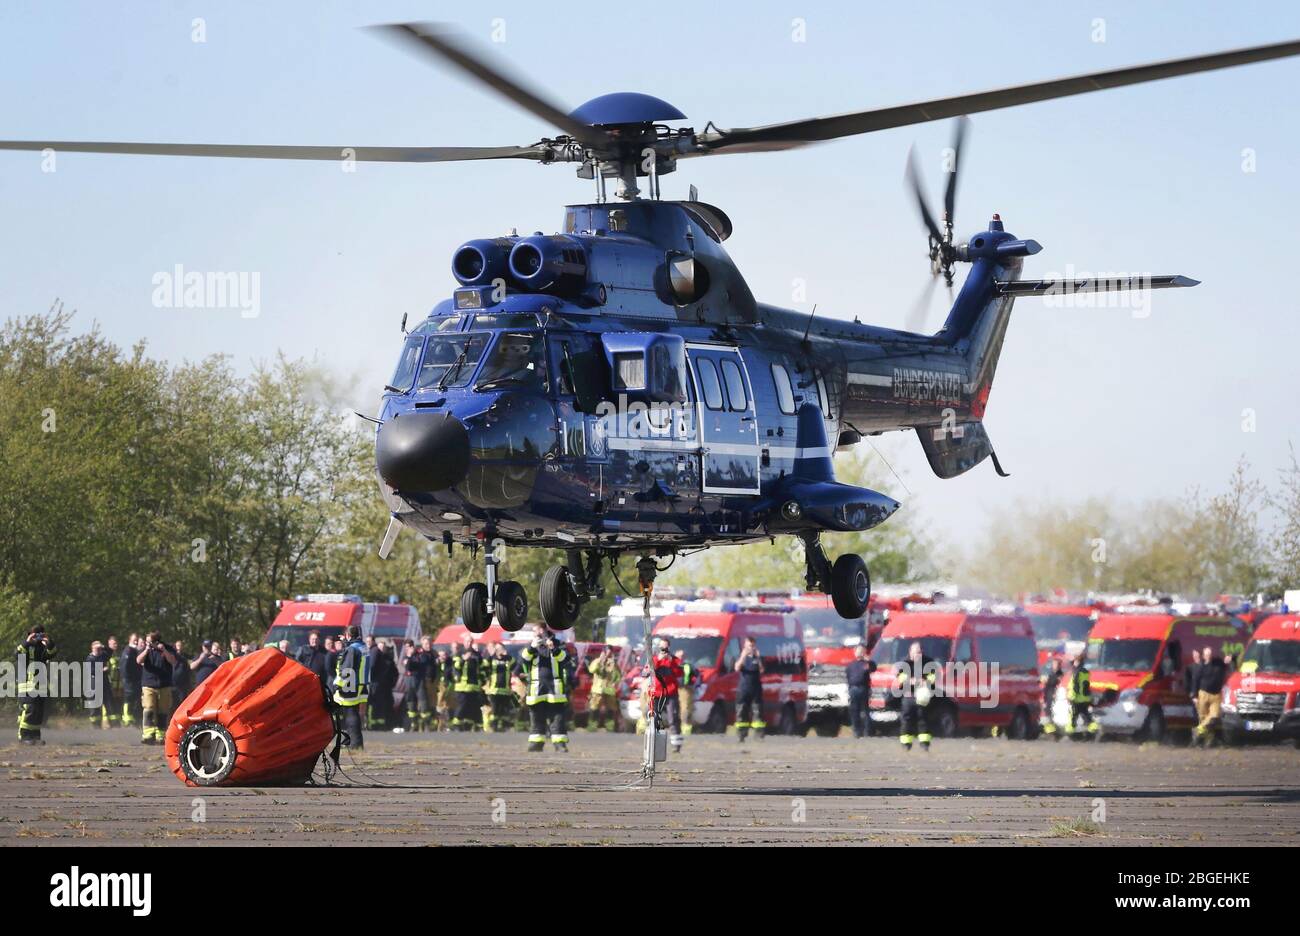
7, 25, 1298, 633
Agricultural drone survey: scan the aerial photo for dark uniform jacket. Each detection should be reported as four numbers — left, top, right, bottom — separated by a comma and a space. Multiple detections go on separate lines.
845, 659, 875, 690
121, 645, 142, 689
140, 644, 175, 689
1196, 656, 1228, 696
296, 644, 329, 681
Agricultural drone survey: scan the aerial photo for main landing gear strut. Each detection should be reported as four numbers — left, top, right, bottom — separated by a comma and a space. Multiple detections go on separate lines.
462, 537, 529, 634
539, 548, 604, 631
801, 533, 871, 618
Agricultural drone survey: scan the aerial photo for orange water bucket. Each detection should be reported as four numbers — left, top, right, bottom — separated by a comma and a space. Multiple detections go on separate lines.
165, 647, 335, 787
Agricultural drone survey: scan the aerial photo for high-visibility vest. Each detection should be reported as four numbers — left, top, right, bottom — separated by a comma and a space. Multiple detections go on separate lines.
333, 642, 370, 706
521, 646, 568, 705
484, 656, 514, 695
681, 663, 695, 689
17, 639, 55, 694
1068, 668, 1092, 704
453, 653, 484, 692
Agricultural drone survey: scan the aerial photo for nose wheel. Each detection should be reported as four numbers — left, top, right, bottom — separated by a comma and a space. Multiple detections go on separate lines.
802, 533, 871, 619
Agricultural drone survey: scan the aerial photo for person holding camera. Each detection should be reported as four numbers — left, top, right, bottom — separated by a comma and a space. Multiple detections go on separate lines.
136, 631, 178, 745
519, 632, 570, 751
644, 637, 684, 750
17, 625, 56, 744
191, 640, 224, 685
585, 646, 622, 732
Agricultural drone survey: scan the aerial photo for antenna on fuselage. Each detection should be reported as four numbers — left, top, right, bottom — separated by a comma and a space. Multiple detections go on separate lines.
801, 304, 818, 347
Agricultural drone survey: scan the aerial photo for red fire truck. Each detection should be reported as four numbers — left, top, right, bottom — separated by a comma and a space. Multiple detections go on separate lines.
622, 604, 808, 734
1086, 609, 1248, 741
868, 608, 1042, 739
1222, 613, 1300, 746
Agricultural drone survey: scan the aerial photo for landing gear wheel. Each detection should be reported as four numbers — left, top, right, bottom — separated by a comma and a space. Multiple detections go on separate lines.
494, 580, 528, 631
461, 582, 489, 634
830, 554, 870, 618
539, 565, 580, 629
178, 721, 237, 786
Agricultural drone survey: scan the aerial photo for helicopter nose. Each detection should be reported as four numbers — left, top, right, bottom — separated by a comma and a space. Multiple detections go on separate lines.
375, 411, 470, 493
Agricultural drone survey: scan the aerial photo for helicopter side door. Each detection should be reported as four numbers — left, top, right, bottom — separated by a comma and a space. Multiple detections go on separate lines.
687, 344, 760, 495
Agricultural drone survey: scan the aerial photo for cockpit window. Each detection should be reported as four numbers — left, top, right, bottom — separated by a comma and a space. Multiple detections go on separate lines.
475, 332, 545, 392
409, 315, 462, 336
471, 313, 541, 329
416, 333, 488, 390
389, 336, 424, 392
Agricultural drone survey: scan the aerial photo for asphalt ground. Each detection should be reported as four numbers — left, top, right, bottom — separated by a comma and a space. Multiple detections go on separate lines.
3, 726, 1298, 846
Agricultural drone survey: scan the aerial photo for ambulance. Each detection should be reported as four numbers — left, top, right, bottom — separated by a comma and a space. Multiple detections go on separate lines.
1221, 613, 1300, 746
1085, 608, 1248, 741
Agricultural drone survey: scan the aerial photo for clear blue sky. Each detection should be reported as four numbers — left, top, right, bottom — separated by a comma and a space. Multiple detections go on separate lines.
2, 1, 1299, 551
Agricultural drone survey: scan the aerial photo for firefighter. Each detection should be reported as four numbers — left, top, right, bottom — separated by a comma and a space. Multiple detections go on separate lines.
136, 631, 178, 745
120, 633, 142, 728
585, 646, 622, 731
896, 641, 936, 751
734, 637, 765, 743
519, 632, 570, 751
435, 649, 454, 731
482, 643, 516, 732
451, 636, 485, 731
17, 625, 55, 744
86, 640, 116, 729
643, 637, 684, 749
105, 636, 122, 727
333, 624, 370, 751
1065, 653, 1098, 739
675, 649, 696, 736
419, 636, 438, 731
1041, 658, 1064, 740
401, 639, 431, 731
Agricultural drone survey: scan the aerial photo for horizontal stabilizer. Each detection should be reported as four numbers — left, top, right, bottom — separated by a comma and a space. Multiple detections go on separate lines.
918, 419, 993, 479
996, 274, 1199, 297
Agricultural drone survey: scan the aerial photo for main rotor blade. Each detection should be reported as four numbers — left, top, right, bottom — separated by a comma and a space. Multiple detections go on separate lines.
904, 145, 943, 244
0, 140, 547, 163
700, 38, 1300, 152
369, 22, 602, 147
943, 117, 969, 225
904, 274, 940, 334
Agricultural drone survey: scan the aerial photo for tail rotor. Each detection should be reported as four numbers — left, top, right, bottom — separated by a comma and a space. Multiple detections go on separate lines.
903, 117, 969, 332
